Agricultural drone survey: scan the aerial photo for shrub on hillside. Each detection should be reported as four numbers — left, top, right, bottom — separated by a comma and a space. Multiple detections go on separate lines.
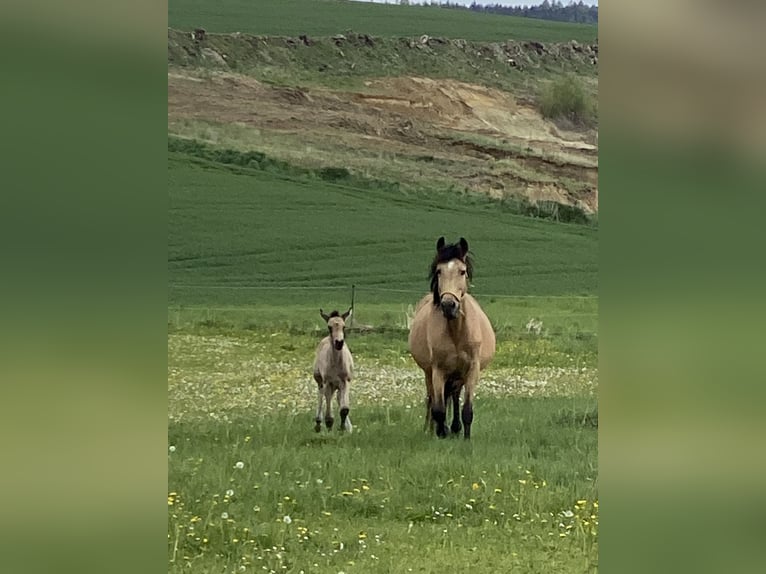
539, 75, 596, 127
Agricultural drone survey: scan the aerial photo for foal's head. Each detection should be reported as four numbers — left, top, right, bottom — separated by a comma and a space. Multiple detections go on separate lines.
320, 308, 352, 350
429, 236, 473, 320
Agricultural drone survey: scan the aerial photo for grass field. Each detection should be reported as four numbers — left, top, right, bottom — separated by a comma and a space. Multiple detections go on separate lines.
168, 79, 598, 570
168, 0, 598, 44
168, 154, 597, 307
168, 400, 597, 573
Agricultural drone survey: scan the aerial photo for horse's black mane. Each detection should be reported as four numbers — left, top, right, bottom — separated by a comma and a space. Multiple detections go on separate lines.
428, 241, 474, 305
327, 310, 340, 318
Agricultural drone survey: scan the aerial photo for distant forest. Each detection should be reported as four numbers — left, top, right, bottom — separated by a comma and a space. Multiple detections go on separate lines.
431, 1, 598, 25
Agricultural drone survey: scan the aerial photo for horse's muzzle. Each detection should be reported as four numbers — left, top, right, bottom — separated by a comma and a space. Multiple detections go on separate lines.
440, 297, 459, 320
334, 340, 345, 350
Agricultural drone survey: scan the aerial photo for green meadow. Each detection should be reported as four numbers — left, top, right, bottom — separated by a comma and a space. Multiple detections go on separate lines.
168, 150, 598, 572
168, 0, 598, 44
169, 1, 597, 570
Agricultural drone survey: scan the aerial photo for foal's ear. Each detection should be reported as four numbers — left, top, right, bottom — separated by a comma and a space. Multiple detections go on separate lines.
320, 308, 330, 322
458, 237, 469, 258
436, 236, 446, 251
341, 307, 352, 321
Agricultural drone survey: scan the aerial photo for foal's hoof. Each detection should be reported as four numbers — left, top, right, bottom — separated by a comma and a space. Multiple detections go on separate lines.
450, 422, 462, 435
314, 421, 322, 433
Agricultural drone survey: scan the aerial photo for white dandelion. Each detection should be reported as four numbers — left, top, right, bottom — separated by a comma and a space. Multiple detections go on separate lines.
234, 461, 245, 469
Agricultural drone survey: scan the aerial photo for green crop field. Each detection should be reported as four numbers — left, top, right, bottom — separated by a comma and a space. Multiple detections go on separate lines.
168, 0, 598, 44
168, 154, 597, 308
168, 130, 598, 569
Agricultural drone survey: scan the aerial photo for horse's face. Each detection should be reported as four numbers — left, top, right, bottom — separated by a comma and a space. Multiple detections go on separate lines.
320, 308, 352, 350
327, 317, 346, 350
435, 258, 469, 320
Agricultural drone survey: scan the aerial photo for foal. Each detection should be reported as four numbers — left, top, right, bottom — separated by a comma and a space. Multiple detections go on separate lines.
313, 308, 353, 433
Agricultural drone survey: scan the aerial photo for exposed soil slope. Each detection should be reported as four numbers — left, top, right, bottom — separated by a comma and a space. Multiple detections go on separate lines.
168, 29, 598, 215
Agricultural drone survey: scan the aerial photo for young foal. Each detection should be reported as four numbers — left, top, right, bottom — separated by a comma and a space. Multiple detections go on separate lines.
313, 308, 353, 433
408, 237, 496, 439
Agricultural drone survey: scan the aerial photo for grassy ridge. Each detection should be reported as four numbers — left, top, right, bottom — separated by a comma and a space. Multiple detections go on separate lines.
168, 0, 597, 43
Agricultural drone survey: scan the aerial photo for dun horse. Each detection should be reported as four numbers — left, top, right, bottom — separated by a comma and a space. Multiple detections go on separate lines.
313, 308, 354, 433
408, 237, 495, 439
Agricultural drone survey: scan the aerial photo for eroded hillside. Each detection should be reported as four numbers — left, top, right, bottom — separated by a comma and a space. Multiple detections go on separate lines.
168, 29, 598, 216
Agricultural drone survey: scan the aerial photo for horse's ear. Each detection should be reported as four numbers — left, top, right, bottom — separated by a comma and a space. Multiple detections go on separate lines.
458, 237, 469, 258
341, 307, 352, 321
320, 308, 330, 322
436, 236, 446, 251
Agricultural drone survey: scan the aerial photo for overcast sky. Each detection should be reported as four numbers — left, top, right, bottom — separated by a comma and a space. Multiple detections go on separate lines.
353, 1, 599, 6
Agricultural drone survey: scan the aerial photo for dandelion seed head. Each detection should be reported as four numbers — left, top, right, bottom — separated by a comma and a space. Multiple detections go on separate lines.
283, 515, 292, 524
235, 461, 245, 469
168, 445, 176, 452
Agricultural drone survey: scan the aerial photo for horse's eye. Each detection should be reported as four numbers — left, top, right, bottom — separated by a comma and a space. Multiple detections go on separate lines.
460, 270, 466, 276
436, 269, 441, 275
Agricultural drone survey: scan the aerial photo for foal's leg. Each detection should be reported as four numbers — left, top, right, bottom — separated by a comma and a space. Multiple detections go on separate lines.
431, 367, 448, 438
338, 379, 352, 432
324, 384, 334, 430
314, 379, 324, 433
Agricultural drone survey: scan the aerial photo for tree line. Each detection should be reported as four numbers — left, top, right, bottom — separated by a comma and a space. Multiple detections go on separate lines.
414, 1, 598, 25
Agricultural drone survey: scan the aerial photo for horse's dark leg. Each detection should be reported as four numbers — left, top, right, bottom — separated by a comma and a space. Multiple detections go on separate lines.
450, 380, 462, 436
423, 370, 434, 434
424, 394, 433, 433
431, 369, 447, 438
461, 399, 473, 440
462, 363, 479, 439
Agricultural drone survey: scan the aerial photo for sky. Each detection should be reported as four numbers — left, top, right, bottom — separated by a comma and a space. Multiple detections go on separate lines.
352, 1, 598, 6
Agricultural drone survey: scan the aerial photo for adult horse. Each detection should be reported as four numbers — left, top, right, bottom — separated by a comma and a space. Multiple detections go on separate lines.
408, 237, 495, 439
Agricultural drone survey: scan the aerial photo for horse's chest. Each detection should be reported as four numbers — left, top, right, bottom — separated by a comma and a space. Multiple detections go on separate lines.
435, 342, 474, 372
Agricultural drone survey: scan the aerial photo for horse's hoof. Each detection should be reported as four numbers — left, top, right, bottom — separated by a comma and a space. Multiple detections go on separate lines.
314, 423, 322, 433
